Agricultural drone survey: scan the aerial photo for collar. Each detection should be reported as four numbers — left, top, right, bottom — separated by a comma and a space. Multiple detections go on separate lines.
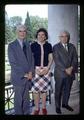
17, 39, 26, 48
62, 43, 67, 47
37, 41, 47, 46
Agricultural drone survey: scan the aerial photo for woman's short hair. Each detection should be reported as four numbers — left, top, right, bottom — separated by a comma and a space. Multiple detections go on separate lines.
35, 28, 48, 40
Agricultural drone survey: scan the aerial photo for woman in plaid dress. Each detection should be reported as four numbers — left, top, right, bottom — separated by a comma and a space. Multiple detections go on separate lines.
31, 28, 53, 115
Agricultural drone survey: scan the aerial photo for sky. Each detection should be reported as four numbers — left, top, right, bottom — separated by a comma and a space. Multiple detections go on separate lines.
5, 5, 48, 23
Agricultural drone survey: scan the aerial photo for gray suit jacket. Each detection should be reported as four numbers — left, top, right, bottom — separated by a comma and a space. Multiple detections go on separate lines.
8, 39, 35, 86
53, 42, 78, 80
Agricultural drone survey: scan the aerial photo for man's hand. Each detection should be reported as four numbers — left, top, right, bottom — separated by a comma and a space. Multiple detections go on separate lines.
65, 66, 73, 75
24, 72, 32, 80
28, 72, 32, 80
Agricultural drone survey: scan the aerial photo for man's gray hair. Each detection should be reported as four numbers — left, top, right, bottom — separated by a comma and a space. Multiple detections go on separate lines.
16, 24, 27, 31
59, 30, 70, 40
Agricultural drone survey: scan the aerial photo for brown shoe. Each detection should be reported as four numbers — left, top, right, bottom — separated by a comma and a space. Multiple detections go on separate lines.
42, 108, 47, 115
33, 109, 40, 115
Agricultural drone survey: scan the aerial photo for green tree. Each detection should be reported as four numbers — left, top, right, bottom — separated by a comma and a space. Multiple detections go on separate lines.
5, 24, 14, 44
5, 11, 14, 44
9, 16, 22, 27
9, 16, 22, 38
30, 16, 40, 39
30, 16, 48, 40
24, 12, 33, 41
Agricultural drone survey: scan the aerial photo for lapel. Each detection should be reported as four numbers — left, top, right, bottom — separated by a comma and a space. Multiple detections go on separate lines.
67, 43, 71, 54
15, 39, 28, 64
24, 40, 30, 61
59, 42, 69, 57
58, 42, 71, 65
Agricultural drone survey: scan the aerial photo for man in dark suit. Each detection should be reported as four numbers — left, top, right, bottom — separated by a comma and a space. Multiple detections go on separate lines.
53, 30, 78, 114
8, 24, 34, 115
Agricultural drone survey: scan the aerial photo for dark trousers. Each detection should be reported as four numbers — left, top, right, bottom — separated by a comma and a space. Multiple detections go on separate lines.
54, 77, 73, 109
14, 81, 30, 115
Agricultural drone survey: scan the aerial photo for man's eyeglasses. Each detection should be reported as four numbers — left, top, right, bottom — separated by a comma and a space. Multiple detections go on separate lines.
60, 35, 68, 38
19, 30, 26, 32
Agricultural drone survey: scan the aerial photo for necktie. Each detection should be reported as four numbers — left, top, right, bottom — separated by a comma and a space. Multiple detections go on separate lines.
64, 44, 68, 51
23, 42, 27, 59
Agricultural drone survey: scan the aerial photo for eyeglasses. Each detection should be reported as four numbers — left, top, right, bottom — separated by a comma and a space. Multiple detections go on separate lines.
19, 30, 26, 32
60, 36, 68, 38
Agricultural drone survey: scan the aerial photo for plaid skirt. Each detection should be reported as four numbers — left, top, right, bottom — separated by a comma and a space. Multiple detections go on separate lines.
31, 67, 51, 93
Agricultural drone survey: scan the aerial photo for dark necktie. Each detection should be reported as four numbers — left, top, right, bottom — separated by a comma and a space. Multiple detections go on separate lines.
23, 42, 27, 59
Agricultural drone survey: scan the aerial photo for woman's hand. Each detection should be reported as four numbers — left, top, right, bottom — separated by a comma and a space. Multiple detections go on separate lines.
40, 67, 49, 75
35, 67, 49, 76
35, 67, 42, 75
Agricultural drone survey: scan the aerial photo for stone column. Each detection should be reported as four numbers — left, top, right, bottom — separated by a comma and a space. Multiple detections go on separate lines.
48, 5, 79, 94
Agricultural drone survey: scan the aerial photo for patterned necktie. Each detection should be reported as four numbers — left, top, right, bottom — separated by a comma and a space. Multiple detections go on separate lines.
23, 42, 27, 59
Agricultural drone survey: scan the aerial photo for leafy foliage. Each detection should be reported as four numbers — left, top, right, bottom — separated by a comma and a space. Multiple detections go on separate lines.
5, 11, 48, 44
24, 12, 33, 41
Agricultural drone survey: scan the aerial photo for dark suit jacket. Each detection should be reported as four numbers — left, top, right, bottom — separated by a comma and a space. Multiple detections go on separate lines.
8, 39, 35, 86
53, 42, 78, 80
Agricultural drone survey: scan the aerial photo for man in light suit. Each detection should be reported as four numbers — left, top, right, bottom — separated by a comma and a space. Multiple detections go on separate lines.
53, 30, 78, 114
8, 25, 34, 115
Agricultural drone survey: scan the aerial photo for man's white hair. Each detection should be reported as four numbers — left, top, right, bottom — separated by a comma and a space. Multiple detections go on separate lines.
59, 30, 70, 40
60, 30, 70, 36
16, 24, 27, 31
